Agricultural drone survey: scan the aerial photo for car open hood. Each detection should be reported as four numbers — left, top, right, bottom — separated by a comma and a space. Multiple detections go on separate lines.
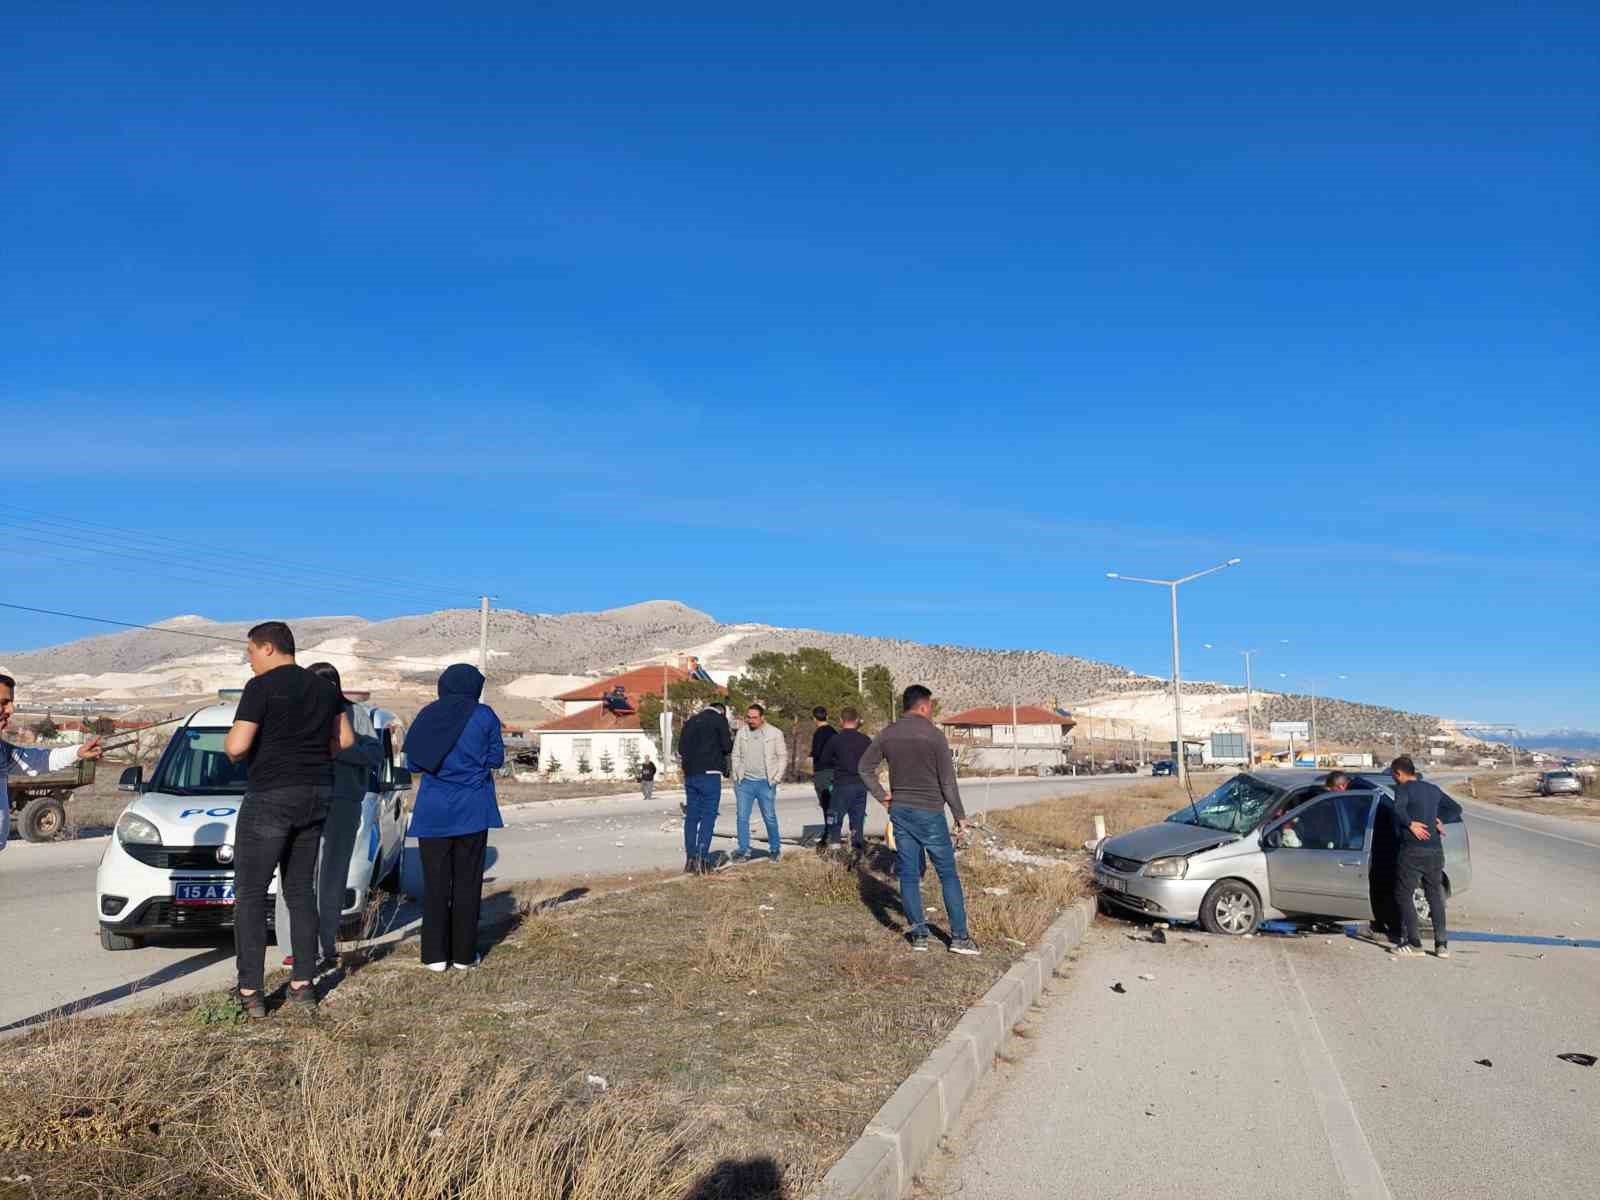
127, 791, 243, 846
1102, 821, 1238, 863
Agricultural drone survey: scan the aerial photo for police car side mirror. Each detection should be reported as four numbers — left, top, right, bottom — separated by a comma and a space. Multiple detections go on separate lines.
392, 768, 413, 791
118, 766, 144, 793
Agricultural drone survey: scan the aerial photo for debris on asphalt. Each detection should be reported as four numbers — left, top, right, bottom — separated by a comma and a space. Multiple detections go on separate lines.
982, 886, 1011, 896
1151, 928, 1167, 944
1110, 982, 1127, 994
1137, 973, 1155, 982
1557, 1052, 1596, 1067
1004, 936, 1027, 947
1473, 1059, 1493, 1068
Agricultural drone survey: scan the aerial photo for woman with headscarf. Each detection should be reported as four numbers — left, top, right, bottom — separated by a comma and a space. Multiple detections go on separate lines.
404, 663, 504, 970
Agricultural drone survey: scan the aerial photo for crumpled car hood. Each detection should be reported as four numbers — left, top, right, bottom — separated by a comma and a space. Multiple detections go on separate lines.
1103, 821, 1237, 863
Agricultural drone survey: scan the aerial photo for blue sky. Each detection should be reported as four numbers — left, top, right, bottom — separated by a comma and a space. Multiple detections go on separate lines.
4, 3, 1596, 728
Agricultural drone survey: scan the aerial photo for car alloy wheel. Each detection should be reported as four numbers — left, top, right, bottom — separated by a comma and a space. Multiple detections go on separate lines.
1201, 879, 1261, 936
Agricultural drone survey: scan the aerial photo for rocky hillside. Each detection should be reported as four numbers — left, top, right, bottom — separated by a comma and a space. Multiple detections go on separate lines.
1, 600, 1450, 746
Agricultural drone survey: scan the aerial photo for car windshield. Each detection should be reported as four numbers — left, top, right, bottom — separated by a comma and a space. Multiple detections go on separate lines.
1167, 775, 1285, 833
1549, 772, 1574, 780
148, 727, 248, 795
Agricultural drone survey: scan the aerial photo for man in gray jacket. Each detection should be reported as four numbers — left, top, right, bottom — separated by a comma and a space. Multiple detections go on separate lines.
859, 685, 979, 955
0, 673, 103, 849
730, 704, 788, 862
274, 663, 384, 968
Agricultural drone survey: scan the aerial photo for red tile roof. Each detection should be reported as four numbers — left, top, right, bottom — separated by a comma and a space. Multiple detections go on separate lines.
556, 664, 698, 703
941, 705, 1076, 729
535, 707, 644, 732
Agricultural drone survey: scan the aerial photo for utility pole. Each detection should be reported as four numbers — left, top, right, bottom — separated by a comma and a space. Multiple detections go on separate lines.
478, 595, 492, 675
1240, 649, 1257, 766
1011, 695, 1019, 777
1310, 684, 1319, 766
857, 662, 864, 696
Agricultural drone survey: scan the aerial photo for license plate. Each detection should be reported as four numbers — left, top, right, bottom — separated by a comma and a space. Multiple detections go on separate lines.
1096, 870, 1126, 893
174, 882, 234, 905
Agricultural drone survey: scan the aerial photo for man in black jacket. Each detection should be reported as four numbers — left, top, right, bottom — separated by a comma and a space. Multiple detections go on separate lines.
677, 701, 733, 873
818, 707, 872, 854
1389, 756, 1450, 959
810, 706, 837, 828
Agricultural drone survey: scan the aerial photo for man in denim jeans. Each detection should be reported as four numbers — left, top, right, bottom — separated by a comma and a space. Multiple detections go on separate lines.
223, 622, 353, 1016
731, 704, 788, 862
859, 685, 980, 955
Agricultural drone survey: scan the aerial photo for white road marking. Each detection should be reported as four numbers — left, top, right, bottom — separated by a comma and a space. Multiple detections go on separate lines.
1465, 808, 1600, 850
1275, 945, 1392, 1200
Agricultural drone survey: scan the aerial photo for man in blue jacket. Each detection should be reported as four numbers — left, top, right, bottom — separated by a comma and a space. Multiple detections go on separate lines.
677, 701, 733, 873
0, 673, 103, 849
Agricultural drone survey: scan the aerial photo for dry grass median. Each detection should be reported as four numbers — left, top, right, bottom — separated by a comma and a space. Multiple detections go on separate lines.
1459, 769, 1600, 820
0, 839, 1085, 1200
977, 778, 1186, 854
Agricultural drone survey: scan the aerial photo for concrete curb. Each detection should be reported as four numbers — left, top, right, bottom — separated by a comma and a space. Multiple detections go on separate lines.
810, 895, 1097, 1200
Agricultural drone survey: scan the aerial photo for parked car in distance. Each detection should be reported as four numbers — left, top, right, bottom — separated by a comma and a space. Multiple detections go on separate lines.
1151, 760, 1177, 777
1093, 770, 1471, 936
1537, 770, 1582, 797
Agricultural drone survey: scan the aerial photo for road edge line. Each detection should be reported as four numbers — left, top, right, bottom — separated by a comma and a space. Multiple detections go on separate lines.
808, 895, 1097, 1200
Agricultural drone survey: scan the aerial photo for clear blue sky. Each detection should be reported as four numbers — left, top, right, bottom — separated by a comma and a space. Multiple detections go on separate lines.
4, 3, 1596, 729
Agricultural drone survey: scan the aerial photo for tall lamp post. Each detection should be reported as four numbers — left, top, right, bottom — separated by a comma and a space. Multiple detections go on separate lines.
1279, 673, 1348, 766
1107, 558, 1242, 787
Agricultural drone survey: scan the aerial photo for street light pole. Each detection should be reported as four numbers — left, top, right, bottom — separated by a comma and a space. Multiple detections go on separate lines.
1241, 649, 1258, 766
1106, 558, 1242, 788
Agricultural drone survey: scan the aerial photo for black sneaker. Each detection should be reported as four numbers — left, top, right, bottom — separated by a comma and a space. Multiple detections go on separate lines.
285, 983, 318, 1012
730, 850, 754, 864
949, 937, 982, 957
684, 856, 699, 874
231, 986, 267, 1020
910, 933, 930, 952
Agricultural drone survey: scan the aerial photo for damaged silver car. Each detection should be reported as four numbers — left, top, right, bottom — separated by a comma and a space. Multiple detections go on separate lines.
1093, 771, 1472, 936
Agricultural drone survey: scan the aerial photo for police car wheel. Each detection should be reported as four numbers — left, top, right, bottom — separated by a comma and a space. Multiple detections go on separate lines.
100, 926, 142, 951
19, 796, 66, 842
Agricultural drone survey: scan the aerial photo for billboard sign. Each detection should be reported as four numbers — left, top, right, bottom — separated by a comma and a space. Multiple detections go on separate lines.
1270, 721, 1309, 739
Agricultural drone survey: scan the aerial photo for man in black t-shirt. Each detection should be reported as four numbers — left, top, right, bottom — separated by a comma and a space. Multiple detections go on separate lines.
223, 621, 353, 1015
819, 707, 873, 853
811, 707, 838, 827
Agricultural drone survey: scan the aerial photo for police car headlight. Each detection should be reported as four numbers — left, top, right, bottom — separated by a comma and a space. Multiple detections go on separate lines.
215, 844, 234, 864
115, 813, 163, 846
1143, 856, 1188, 879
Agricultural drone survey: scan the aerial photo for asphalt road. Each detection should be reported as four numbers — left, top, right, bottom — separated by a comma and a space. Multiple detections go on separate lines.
932, 796, 1600, 1200
0, 772, 1147, 1032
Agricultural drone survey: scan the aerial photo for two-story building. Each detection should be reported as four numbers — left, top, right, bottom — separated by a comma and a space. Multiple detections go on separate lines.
534, 664, 704, 781
939, 704, 1076, 773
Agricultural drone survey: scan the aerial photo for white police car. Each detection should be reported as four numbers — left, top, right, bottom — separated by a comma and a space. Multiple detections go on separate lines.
95, 692, 410, 950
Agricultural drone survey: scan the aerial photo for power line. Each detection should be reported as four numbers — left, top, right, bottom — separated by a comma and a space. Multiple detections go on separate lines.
0, 600, 455, 670
0, 503, 482, 606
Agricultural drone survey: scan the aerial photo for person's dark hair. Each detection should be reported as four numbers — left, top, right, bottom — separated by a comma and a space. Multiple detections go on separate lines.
306, 661, 344, 696
247, 621, 295, 657
747, 703, 765, 716
706, 700, 726, 712
839, 706, 859, 724
0, 673, 15, 693
1390, 755, 1417, 778
813, 706, 828, 721
1324, 770, 1351, 790
902, 684, 933, 713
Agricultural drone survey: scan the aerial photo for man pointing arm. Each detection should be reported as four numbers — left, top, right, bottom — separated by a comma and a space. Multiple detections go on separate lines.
0, 673, 103, 850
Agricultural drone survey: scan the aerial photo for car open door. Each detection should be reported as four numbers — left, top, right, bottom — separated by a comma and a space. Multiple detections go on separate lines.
1262, 790, 1379, 919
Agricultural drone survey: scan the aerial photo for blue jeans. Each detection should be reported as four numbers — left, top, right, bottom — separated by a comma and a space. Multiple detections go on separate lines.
827, 780, 868, 847
891, 806, 969, 940
684, 773, 721, 860
735, 777, 781, 858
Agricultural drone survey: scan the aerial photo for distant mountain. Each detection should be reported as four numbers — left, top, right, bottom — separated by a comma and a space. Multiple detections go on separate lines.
1, 599, 1455, 745
1474, 729, 1600, 755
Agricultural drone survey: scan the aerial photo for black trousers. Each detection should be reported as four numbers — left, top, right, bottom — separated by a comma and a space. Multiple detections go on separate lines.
1395, 845, 1448, 949
418, 831, 489, 966
234, 784, 330, 991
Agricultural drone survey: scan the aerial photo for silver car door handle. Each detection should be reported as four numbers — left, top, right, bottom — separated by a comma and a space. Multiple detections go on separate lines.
1337, 860, 1364, 869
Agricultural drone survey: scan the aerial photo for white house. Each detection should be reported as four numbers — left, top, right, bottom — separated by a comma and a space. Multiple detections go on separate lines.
940, 705, 1076, 772
535, 663, 711, 781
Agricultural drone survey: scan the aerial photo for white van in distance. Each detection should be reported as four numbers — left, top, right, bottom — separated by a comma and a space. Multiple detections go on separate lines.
95, 691, 410, 950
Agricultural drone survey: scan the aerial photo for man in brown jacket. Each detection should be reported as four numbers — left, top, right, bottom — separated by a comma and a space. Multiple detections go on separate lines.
859, 685, 979, 955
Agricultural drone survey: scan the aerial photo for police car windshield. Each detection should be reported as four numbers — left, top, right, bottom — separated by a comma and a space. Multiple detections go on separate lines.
149, 727, 249, 795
